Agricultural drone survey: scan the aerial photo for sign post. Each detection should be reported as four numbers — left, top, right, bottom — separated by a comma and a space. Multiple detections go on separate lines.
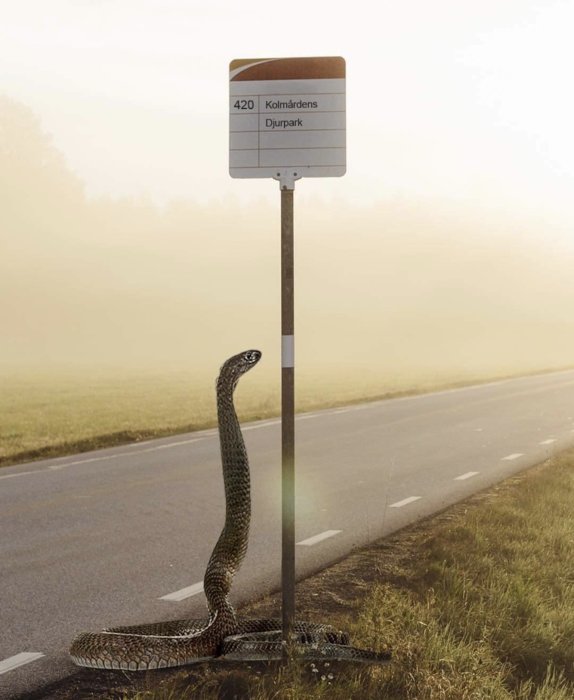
229, 56, 346, 655
280, 184, 295, 649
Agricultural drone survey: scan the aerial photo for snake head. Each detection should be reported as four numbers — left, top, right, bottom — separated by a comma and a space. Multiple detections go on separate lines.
217, 349, 262, 393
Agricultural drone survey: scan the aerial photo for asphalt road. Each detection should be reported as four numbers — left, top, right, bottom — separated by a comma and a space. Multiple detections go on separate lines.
2, 368, 574, 698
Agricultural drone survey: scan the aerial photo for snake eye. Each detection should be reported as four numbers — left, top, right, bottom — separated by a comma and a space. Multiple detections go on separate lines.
244, 350, 261, 364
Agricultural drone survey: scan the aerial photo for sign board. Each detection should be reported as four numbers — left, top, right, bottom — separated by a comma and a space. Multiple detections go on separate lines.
229, 56, 346, 181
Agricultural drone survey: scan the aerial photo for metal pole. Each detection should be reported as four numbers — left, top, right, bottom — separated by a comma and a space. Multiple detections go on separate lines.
280, 183, 295, 657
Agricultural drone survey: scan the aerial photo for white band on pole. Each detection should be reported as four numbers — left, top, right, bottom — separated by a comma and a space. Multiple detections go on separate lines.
282, 335, 294, 368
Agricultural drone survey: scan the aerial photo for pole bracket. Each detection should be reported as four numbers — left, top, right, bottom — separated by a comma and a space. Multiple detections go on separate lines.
274, 170, 302, 191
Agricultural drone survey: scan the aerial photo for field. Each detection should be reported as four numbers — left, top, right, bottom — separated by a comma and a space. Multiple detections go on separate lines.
0, 365, 568, 467
42, 447, 574, 700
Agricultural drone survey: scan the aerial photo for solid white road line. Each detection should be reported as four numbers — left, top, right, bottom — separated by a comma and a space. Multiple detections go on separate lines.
49, 455, 117, 470
151, 439, 202, 450
47, 443, 202, 468
389, 496, 421, 508
160, 581, 204, 602
0, 652, 45, 676
297, 530, 342, 546
243, 420, 280, 431
5, 438, 205, 478
502, 453, 524, 461
0, 471, 39, 481
2, 415, 280, 479
539, 439, 556, 445
455, 471, 480, 480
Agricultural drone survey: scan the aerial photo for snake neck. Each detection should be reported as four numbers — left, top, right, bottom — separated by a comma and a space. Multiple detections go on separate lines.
203, 380, 251, 621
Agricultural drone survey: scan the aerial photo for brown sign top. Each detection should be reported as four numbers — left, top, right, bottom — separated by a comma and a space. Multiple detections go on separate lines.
230, 56, 345, 82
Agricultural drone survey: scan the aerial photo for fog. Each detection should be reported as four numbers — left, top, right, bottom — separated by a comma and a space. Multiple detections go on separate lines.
2, 95, 574, 387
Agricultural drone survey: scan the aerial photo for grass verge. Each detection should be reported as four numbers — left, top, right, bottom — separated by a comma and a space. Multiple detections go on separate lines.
43, 447, 574, 700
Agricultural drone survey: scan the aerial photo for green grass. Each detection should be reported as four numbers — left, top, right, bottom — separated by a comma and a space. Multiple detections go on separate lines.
1, 364, 570, 467
81, 448, 574, 700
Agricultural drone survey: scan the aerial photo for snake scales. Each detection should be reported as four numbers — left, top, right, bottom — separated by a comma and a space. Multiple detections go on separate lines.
70, 350, 389, 670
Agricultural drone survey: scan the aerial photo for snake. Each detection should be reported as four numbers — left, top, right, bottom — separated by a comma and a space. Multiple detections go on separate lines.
69, 349, 390, 670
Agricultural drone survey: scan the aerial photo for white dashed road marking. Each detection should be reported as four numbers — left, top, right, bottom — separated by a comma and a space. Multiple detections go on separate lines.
455, 471, 479, 480
502, 453, 524, 461
160, 582, 204, 602
0, 652, 45, 676
297, 530, 342, 546
539, 439, 556, 445
389, 496, 421, 508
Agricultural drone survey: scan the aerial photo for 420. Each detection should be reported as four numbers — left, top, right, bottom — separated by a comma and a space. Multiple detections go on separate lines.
233, 99, 255, 110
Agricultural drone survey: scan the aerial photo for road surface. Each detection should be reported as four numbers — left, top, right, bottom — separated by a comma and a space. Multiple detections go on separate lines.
2, 368, 574, 698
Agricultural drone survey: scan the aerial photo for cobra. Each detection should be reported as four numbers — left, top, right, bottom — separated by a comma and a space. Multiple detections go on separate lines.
69, 349, 389, 670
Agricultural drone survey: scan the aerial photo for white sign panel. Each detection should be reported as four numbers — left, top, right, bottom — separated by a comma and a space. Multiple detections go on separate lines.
229, 56, 346, 180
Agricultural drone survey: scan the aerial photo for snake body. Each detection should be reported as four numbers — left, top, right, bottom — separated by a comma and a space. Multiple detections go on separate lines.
70, 350, 389, 670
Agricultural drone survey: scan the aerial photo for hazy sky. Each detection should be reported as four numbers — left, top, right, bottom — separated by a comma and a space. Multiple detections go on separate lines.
2, 0, 574, 213
3, 0, 574, 379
